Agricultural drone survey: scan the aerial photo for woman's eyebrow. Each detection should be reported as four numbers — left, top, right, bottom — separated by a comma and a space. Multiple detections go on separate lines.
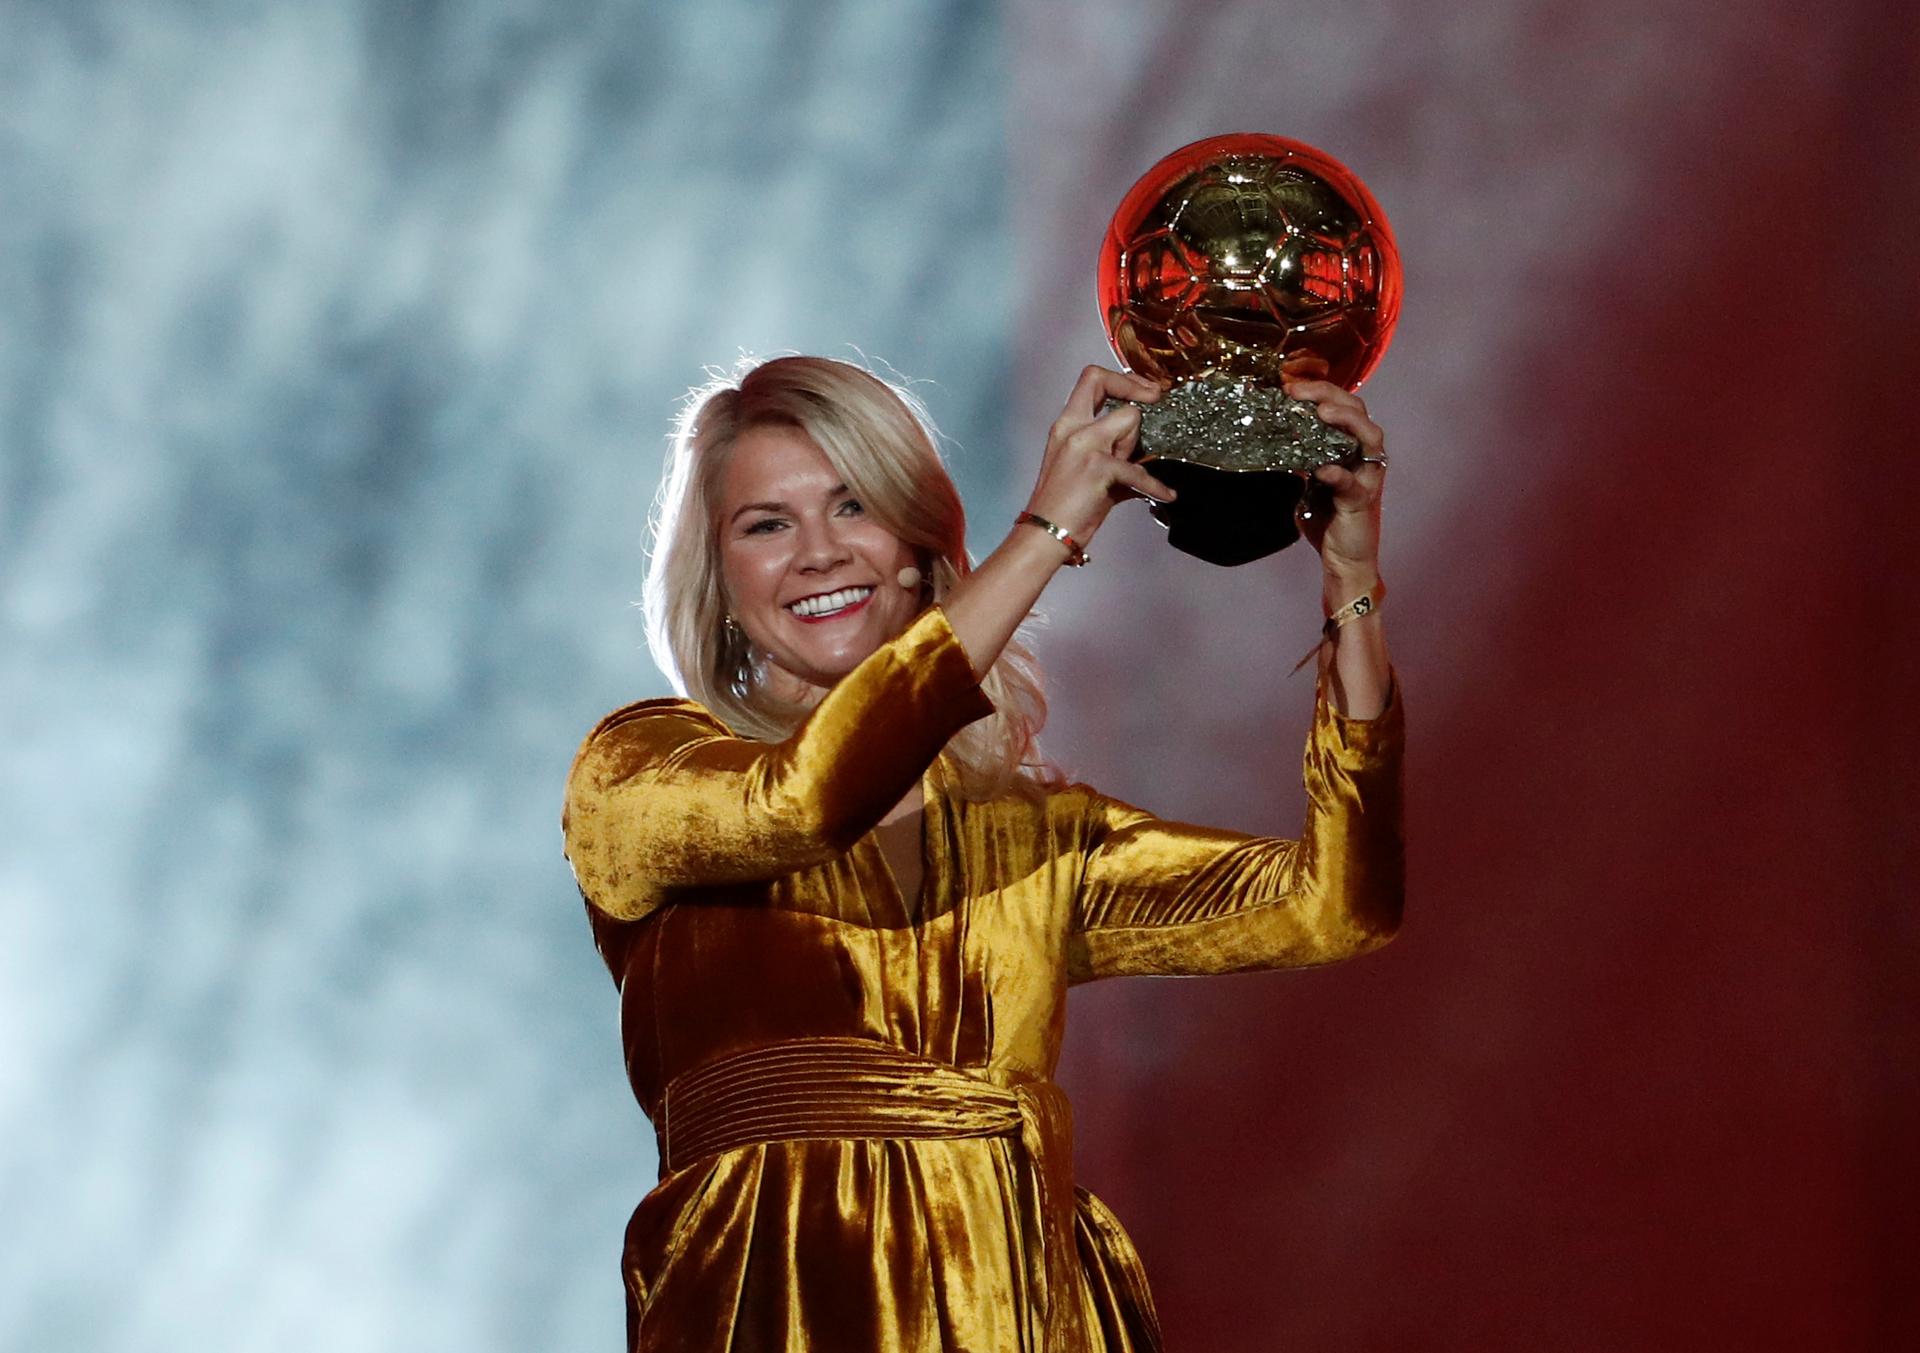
728, 484, 850, 524
729, 499, 786, 523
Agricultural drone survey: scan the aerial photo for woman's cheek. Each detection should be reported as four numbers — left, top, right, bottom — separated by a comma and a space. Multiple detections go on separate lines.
729, 542, 786, 607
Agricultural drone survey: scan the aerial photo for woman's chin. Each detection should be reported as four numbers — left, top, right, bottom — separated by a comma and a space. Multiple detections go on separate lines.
791, 647, 877, 688
768, 627, 899, 695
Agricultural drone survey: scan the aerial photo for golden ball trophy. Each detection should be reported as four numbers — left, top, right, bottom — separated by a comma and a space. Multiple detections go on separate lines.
1099, 133, 1402, 565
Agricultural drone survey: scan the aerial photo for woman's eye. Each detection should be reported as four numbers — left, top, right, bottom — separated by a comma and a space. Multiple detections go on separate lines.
836, 499, 864, 516
743, 518, 785, 535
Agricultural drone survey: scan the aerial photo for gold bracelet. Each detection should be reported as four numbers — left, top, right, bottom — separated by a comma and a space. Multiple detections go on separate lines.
1290, 578, 1386, 674
1015, 511, 1089, 566
1324, 577, 1386, 633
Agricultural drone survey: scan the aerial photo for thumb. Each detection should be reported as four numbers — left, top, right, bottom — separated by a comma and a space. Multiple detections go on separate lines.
1115, 462, 1178, 504
1312, 462, 1374, 510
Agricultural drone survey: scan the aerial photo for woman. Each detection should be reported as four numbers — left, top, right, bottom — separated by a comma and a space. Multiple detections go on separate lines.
563, 355, 1401, 1352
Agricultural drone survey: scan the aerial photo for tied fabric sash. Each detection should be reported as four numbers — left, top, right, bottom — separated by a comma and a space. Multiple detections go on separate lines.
660, 1037, 1022, 1169
657, 1037, 1162, 1352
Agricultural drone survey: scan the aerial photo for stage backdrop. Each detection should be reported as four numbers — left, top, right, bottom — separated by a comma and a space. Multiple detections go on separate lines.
2, 4, 1012, 1350
1014, 3, 1917, 1350
2, 2, 1911, 1351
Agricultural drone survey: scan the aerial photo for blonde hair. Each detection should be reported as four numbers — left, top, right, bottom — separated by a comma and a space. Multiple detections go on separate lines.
643, 355, 1059, 802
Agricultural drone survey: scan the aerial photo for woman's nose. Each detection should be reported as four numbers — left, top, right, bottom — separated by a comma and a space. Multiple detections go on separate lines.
793, 516, 852, 572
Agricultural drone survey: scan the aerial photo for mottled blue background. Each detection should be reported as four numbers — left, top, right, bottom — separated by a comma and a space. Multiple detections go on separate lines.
2, 4, 1009, 1348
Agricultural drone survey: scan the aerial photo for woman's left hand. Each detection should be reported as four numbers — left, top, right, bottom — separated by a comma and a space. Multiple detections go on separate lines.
1285, 377, 1387, 589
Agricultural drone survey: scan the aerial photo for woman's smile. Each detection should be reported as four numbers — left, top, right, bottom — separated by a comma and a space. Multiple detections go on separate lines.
785, 585, 876, 622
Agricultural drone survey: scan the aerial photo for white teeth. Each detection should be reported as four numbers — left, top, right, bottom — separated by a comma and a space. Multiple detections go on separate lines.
788, 586, 874, 618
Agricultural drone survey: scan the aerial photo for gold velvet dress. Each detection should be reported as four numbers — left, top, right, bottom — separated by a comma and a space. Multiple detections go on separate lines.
562, 606, 1404, 1352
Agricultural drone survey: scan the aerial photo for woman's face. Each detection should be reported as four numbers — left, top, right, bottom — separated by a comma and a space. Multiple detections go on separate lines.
718, 423, 922, 701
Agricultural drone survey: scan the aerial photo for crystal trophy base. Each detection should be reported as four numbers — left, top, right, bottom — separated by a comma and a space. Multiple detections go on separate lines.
1131, 378, 1359, 567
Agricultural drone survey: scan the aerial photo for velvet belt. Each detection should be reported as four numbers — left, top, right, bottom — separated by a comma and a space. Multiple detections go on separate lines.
660, 1037, 1024, 1170
657, 1037, 1163, 1351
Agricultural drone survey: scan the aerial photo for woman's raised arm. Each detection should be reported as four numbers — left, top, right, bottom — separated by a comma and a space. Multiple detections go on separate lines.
563, 606, 992, 920
1067, 683, 1404, 980
1289, 375, 1392, 719
1060, 373, 1404, 977
941, 365, 1175, 675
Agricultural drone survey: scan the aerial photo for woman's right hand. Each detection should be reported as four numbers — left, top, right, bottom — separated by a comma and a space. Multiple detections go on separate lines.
944, 367, 1175, 676
1021, 365, 1176, 547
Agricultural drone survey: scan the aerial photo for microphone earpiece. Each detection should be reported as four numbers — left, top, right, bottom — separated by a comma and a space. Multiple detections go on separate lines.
897, 566, 923, 591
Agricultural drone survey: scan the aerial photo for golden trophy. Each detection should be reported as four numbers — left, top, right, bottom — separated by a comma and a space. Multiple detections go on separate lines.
1099, 133, 1402, 565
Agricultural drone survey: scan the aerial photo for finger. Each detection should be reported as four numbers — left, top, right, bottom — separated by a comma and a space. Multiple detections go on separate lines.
1281, 378, 1356, 407
1112, 461, 1177, 503
1312, 462, 1359, 495
1064, 364, 1163, 422
1312, 402, 1385, 454
1286, 384, 1368, 423
1313, 459, 1383, 506
1281, 379, 1379, 440
1068, 401, 1144, 456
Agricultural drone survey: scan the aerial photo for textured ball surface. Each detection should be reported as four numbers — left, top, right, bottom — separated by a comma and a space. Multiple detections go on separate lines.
1098, 133, 1401, 391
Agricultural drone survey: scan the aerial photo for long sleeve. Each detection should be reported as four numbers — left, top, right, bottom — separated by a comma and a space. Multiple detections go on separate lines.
563, 605, 995, 921
1065, 681, 1404, 982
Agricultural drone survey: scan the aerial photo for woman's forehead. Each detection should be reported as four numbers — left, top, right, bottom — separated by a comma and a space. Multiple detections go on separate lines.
721, 424, 841, 502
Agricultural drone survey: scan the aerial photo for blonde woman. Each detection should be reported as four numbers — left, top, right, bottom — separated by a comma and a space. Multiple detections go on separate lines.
563, 355, 1402, 1352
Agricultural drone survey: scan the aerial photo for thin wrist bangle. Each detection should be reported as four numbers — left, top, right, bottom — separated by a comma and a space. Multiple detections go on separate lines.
1290, 578, 1386, 675
1015, 511, 1089, 566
